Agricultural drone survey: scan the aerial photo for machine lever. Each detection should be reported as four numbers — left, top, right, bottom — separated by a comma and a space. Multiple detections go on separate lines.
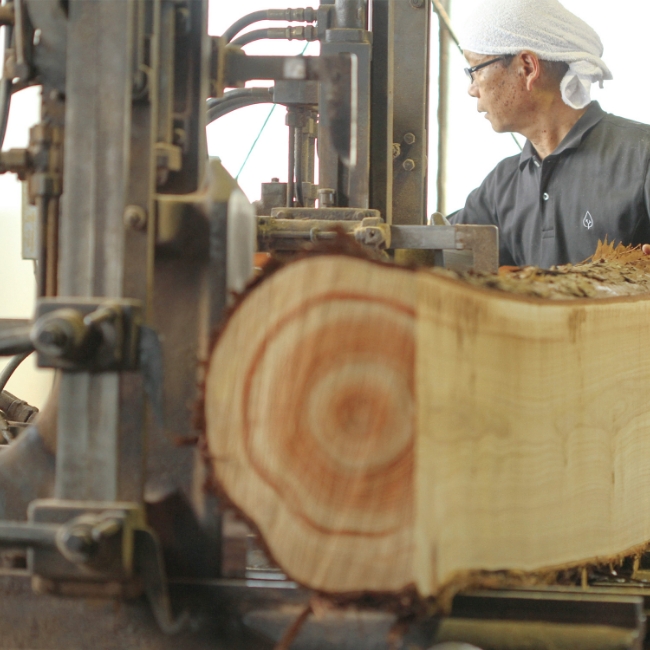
134, 528, 190, 635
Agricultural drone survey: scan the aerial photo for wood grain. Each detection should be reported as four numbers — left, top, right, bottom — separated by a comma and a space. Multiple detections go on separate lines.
415, 272, 650, 594
205, 251, 650, 595
205, 257, 416, 592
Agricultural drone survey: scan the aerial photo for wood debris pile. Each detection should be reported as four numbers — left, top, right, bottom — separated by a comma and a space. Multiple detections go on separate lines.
441, 239, 650, 299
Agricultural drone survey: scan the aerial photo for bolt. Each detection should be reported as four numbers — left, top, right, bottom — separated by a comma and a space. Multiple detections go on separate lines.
402, 159, 416, 172
318, 188, 336, 208
58, 524, 98, 563
91, 517, 123, 542
410, 0, 425, 7
36, 326, 67, 352
271, 177, 280, 183
392, 143, 401, 159
173, 128, 186, 146
124, 205, 147, 231
403, 132, 416, 145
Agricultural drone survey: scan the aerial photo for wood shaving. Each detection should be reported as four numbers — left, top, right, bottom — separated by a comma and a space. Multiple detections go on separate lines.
436, 238, 650, 300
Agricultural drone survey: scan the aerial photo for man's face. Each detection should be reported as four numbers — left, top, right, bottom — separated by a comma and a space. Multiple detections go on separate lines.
464, 51, 530, 134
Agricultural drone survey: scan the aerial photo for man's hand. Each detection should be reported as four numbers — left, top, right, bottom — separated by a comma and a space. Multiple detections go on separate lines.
644, 245, 650, 255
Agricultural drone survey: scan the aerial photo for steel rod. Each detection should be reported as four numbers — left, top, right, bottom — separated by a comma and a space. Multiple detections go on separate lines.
437, 0, 450, 215
286, 110, 295, 207
0, 521, 58, 547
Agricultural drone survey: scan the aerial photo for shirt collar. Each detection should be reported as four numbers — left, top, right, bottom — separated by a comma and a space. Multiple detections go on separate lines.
518, 101, 606, 170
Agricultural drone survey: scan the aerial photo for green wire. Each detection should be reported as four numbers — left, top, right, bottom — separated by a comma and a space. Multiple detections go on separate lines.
235, 41, 311, 180
235, 103, 277, 179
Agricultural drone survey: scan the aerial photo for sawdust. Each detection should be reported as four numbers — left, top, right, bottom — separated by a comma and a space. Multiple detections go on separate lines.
438, 239, 650, 300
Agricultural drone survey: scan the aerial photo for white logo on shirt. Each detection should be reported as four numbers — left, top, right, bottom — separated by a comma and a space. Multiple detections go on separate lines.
583, 211, 594, 229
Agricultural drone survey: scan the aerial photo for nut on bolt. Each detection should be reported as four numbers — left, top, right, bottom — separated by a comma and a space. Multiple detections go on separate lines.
31, 309, 88, 359
58, 524, 98, 563
318, 188, 336, 208
403, 132, 416, 145
402, 159, 416, 172
410, 0, 426, 7
124, 205, 147, 231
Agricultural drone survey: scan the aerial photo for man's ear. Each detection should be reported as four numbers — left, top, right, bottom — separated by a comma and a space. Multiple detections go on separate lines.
520, 51, 541, 91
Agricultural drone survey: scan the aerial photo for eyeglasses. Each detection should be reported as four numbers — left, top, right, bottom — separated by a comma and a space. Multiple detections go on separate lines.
464, 57, 505, 83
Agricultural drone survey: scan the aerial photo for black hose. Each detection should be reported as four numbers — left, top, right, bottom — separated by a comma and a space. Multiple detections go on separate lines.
206, 87, 273, 111
230, 29, 275, 48
0, 24, 13, 149
223, 10, 270, 43
0, 324, 34, 357
207, 97, 274, 124
0, 351, 32, 393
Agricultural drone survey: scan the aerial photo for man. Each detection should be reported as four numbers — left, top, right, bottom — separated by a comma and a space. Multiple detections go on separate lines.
450, 0, 650, 267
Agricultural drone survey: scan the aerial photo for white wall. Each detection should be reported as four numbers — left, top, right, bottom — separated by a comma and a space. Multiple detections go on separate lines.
0, 85, 53, 408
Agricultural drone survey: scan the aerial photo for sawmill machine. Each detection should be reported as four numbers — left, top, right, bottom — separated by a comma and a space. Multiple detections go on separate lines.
0, 0, 646, 648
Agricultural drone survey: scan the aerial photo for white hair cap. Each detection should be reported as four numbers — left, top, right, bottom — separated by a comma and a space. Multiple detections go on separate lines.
459, 0, 613, 109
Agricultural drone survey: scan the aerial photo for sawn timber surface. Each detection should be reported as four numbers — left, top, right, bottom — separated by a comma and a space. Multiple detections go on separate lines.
204, 252, 650, 597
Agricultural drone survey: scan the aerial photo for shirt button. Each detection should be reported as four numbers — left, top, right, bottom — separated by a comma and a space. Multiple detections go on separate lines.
543, 192, 550, 201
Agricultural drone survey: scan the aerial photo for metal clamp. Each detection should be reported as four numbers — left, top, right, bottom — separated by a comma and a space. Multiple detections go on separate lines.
390, 224, 499, 273
31, 298, 143, 371
354, 217, 391, 249
2, 499, 191, 635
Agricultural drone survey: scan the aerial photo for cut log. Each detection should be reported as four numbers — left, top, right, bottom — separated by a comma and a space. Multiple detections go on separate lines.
204, 246, 650, 596
205, 258, 416, 592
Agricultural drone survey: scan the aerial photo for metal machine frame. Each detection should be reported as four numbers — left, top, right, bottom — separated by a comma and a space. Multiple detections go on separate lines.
0, 1, 645, 648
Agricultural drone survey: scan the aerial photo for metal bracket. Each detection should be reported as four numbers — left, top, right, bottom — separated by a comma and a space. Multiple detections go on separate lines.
0, 500, 188, 635
354, 217, 391, 249
258, 215, 499, 273
270, 207, 379, 221
27, 500, 145, 582
134, 527, 190, 634
32, 298, 143, 371
390, 224, 499, 273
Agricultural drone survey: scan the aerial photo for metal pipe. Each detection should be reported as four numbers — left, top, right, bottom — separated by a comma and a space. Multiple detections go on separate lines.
0, 23, 13, 149
286, 110, 296, 207
206, 87, 273, 108
0, 5, 13, 26
0, 521, 59, 547
45, 196, 59, 296
230, 26, 316, 48
304, 109, 317, 207
436, 0, 450, 215
223, 8, 317, 43
207, 97, 274, 124
12, 0, 28, 80
335, 0, 367, 29
294, 119, 304, 207
0, 389, 38, 422
36, 194, 49, 297
223, 9, 269, 42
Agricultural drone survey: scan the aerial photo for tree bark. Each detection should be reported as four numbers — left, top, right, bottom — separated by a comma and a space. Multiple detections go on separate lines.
204, 246, 650, 596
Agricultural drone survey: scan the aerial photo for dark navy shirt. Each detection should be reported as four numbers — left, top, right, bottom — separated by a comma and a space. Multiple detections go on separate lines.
450, 102, 650, 267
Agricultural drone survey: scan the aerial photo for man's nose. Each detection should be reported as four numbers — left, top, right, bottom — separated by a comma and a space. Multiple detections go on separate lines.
468, 81, 479, 98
